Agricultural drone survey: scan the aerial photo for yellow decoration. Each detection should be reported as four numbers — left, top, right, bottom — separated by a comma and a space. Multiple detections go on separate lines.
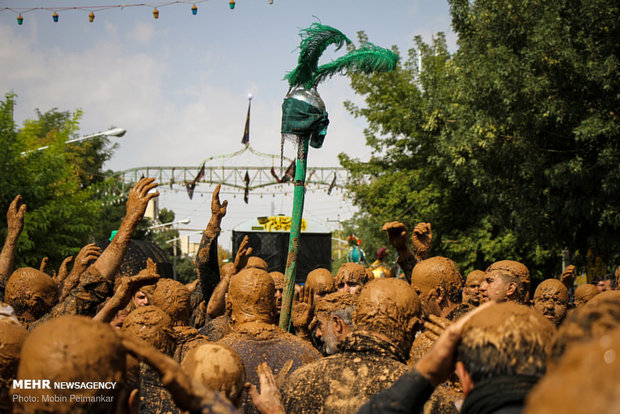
153, 8, 159, 19
256, 216, 307, 232
89, 11, 95, 22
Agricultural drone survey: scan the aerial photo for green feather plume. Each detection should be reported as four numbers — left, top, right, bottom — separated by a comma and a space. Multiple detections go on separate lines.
309, 43, 399, 88
285, 23, 352, 89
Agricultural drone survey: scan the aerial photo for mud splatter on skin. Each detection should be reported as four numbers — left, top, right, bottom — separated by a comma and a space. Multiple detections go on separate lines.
12, 315, 126, 414
462, 270, 485, 307
246, 256, 268, 271
354, 278, 422, 356
282, 279, 420, 414
151, 278, 191, 326
335, 263, 369, 295
122, 305, 175, 356
458, 302, 555, 381
572, 283, 599, 308
269, 271, 285, 313
227, 268, 276, 326
0, 319, 28, 412
222, 268, 320, 413
4, 268, 58, 323
305, 268, 335, 296
533, 279, 569, 326
525, 328, 620, 414
410, 257, 463, 319
182, 343, 245, 406
483, 260, 530, 304
548, 292, 620, 366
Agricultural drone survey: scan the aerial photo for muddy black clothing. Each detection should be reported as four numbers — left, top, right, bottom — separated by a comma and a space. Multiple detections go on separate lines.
282, 331, 408, 414
191, 225, 221, 322
219, 322, 321, 414
28, 268, 112, 330
356, 369, 433, 414
138, 362, 180, 414
199, 314, 232, 342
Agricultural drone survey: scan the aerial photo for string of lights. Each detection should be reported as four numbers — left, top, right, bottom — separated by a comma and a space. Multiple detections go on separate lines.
1, 0, 274, 25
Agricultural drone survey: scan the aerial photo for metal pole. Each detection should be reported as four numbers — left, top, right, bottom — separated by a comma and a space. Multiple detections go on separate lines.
279, 136, 309, 331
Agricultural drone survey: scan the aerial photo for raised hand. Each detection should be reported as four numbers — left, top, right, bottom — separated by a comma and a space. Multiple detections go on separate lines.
412, 222, 432, 259
424, 314, 451, 342
59, 243, 102, 300
211, 184, 229, 220
54, 256, 73, 285
249, 362, 286, 414
560, 265, 576, 289
126, 177, 159, 220
6, 195, 26, 236
234, 235, 253, 272
382, 221, 409, 251
39, 257, 49, 273
292, 285, 314, 331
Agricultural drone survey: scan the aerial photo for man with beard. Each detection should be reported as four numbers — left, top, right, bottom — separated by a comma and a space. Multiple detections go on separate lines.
312, 291, 357, 355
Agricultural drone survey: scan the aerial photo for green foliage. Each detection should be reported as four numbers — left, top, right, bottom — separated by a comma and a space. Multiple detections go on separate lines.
0, 93, 105, 269
342, 1, 620, 280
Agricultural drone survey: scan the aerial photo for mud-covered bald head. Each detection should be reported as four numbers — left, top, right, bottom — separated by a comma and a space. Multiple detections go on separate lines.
246, 256, 268, 271
227, 267, 275, 325
335, 263, 369, 295
457, 302, 554, 383
122, 305, 175, 355
151, 278, 191, 326
572, 283, 599, 308
4, 267, 58, 322
410, 256, 463, 318
480, 260, 530, 304
181, 343, 245, 407
12, 315, 128, 414
0, 319, 28, 411
306, 268, 335, 297
353, 278, 421, 354
525, 328, 620, 414
533, 279, 569, 326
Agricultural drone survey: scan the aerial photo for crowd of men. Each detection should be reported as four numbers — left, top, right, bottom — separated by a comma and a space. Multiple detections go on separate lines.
0, 179, 619, 414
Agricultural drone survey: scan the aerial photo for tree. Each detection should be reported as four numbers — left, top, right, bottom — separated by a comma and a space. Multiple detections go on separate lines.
0, 93, 106, 268
341, 0, 620, 279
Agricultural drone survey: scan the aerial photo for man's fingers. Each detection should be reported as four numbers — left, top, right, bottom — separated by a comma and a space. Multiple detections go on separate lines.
428, 314, 449, 328
221, 200, 228, 210
246, 247, 253, 257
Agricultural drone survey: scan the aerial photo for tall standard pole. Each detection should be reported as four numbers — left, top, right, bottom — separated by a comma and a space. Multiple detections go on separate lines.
278, 136, 309, 331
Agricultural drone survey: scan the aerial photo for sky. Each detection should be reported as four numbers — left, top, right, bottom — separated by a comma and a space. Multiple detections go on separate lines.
1, 0, 456, 251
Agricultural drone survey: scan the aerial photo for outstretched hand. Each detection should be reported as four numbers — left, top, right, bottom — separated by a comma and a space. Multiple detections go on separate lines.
560, 265, 576, 289
249, 363, 286, 414
382, 221, 409, 251
234, 235, 253, 272
411, 222, 432, 259
6, 195, 26, 236
415, 302, 492, 387
126, 177, 159, 219
211, 184, 229, 220
292, 285, 314, 330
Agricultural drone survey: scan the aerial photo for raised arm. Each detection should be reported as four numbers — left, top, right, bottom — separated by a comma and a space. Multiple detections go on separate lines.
93, 177, 159, 281
195, 185, 227, 303
0, 195, 26, 297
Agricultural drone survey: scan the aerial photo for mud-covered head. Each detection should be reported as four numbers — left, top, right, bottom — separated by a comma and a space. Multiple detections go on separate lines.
335, 263, 369, 295
313, 291, 357, 355
246, 256, 269, 271
0, 319, 28, 410
462, 270, 485, 307
269, 271, 285, 312
481, 260, 530, 304
305, 268, 335, 297
525, 328, 620, 414
533, 279, 569, 326
151, 278, 191, 326
353, 278, 422, 354
227, 267, 276, 326
572, 283, 599, 308
12, 315, 127, 414
548, 292, 620, 366
457, 302, 554, 383
181, 343, 245, 407
122, 305, 175, 355
4, 267, 58, 321
410, 257, 463, 318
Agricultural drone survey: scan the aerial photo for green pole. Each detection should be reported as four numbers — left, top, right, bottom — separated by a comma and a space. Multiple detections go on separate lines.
279, 136, 309, 331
